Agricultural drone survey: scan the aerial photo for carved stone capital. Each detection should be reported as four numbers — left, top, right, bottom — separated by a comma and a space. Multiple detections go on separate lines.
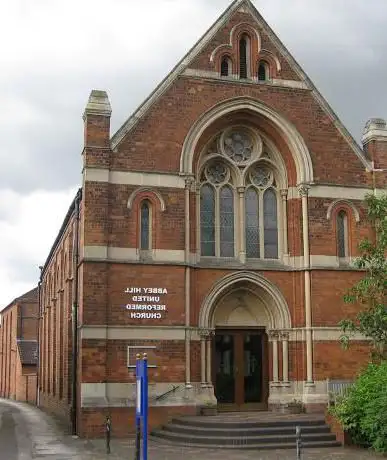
268, 330, 280, 341
199, 328, 215, 339
237, 186, 245, 195
279, 331, 290, 341
185, 176, 195, 191
280, 189, 288, 199
298, 184, 310, 198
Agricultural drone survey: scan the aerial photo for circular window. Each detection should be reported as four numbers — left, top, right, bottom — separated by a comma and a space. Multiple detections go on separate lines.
223, 131, 253, 163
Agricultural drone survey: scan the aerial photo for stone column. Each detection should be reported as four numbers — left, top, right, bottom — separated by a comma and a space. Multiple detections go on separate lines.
280, 189, 289, 257
237, 187, 246, 263
199, 329, 209, 387
184, 177, 194, 389
206, 330, 215, 386
269, 331, 280, 384
280, 332, 290, 385
298, 184, 313, 385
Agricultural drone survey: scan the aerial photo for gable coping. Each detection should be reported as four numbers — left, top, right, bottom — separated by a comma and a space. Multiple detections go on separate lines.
110, 0, 371, 172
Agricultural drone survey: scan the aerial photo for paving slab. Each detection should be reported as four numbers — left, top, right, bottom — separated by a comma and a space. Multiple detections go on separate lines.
85, 437, 384, 460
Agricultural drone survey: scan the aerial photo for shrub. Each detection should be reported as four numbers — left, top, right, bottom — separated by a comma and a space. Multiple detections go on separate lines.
331, 362, 387, 452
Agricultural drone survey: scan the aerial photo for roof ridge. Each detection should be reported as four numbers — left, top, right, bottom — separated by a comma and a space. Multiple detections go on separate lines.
110, 0, 371, 170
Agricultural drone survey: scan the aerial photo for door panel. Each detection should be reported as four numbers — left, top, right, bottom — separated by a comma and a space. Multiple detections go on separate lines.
244, 333, 263, 403
214, 333, 235, 404
214, 329, 267, 411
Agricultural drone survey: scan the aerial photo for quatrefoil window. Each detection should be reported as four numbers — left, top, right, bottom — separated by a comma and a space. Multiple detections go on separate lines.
250, 167, 273, 188
205, 162, 229, 184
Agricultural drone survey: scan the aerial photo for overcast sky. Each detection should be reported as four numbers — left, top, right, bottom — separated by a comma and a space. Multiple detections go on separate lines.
1, 0, 386, 309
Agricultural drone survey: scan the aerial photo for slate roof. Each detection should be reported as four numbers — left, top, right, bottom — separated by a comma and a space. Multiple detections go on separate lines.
17, 340, 38, 366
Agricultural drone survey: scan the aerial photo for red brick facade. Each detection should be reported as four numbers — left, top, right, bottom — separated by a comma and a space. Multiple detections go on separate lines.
0, 288, 38, 404
37, 0, 386, 437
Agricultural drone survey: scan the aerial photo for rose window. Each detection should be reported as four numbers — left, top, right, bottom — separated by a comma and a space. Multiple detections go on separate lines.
223, 131, 253, 162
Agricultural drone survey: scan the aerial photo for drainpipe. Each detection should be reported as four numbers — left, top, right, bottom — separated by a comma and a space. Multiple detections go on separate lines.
36, 269, 43, 407
71, 189, 81, 436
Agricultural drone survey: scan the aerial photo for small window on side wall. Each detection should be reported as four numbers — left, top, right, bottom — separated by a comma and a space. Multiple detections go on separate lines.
337, 210, 348, 259
140, 201, 151, 251
221, 57, 230, 77
258, 61, 269, 81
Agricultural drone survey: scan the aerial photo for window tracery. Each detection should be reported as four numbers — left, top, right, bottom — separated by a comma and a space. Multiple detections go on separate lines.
199, 127, 283, 261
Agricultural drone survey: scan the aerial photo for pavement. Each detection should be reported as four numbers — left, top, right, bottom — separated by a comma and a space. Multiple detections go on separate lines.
0, 398, 383, 459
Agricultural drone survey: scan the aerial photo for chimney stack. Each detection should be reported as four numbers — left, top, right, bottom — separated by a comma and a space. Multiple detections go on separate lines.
362, 118, 387, 170
82, 90, 112, 168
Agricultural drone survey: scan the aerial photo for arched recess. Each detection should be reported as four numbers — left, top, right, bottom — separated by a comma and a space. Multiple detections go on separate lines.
180, 97, 314, 185
326, 199, 360, 222
127, 187, 166, 212
199, 271, 292, 330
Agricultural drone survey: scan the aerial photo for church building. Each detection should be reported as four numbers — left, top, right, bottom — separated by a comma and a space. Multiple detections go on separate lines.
38, 0, 387, 437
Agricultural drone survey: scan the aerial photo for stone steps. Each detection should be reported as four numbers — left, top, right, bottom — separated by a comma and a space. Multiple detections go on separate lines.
151, 414, 341, 450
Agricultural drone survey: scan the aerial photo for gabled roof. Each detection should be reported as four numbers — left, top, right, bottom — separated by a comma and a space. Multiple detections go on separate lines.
111, 0, 370, 171
1, 286, 38, 314
17, 340, 38, 366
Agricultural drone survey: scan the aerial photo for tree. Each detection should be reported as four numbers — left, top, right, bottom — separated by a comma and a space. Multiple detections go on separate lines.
339, 193, 387, 359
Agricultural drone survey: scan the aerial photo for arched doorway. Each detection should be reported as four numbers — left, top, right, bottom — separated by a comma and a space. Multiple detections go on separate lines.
199, 272, 291, 412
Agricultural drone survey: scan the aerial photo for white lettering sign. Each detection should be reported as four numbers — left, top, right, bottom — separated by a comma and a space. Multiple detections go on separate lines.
124, 287, 168, 320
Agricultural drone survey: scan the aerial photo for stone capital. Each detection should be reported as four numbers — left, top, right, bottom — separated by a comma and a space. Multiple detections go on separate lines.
280, 189, 288, 199
279, 331, 290, 341
184, 176, 195, 191
199, 328, 215, 339
237, 186, 245, 195
268, 330, 280, 341
298, 184, 310, 198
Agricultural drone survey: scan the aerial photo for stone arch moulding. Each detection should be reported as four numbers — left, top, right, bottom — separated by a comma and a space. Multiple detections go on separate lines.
209, 22, 261, 63
258, 49, 281, 73
127, 187, 166, 212
180, 97, 314, 185
326, 199, 360, 222
199, 271, 292, 330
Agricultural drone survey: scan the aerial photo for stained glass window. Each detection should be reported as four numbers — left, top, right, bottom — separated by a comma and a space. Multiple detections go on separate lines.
200, 185, 216, 256
140, 201, 150, 250
245, 188, 259, 258
263, 189, 278, 259
220, 186, 235, 257
337, 211, 347, 258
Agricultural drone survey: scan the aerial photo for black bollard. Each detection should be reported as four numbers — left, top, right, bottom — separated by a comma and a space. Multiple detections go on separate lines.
296, 425, 302, 460
106, 415, 112, 454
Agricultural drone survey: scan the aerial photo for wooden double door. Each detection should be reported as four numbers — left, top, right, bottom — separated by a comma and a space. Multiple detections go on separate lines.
213, 329, 269, 411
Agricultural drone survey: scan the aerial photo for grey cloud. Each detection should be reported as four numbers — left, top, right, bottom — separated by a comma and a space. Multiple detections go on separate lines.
1, 0, 387, 194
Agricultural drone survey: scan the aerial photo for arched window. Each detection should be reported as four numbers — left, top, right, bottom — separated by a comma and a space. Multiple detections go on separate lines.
239, 36, 249, 79
199, 128, 282, 261
219, 186, 234, 257
140, 201, 151, 250
200, 185, 215, 256
245, 167, 278, 259
263, 188, 278, 258
258, 61, 269, 81
221, 57, 230, 77
200, 162, 235, 258
337, 210, 348, 258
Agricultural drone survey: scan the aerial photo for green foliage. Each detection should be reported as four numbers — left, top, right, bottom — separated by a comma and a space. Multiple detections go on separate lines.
339, 193, 387, 358
331, 362, 387, 452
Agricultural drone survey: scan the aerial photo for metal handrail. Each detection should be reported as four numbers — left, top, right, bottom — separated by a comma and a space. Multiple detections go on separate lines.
154, 385, 179, 401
